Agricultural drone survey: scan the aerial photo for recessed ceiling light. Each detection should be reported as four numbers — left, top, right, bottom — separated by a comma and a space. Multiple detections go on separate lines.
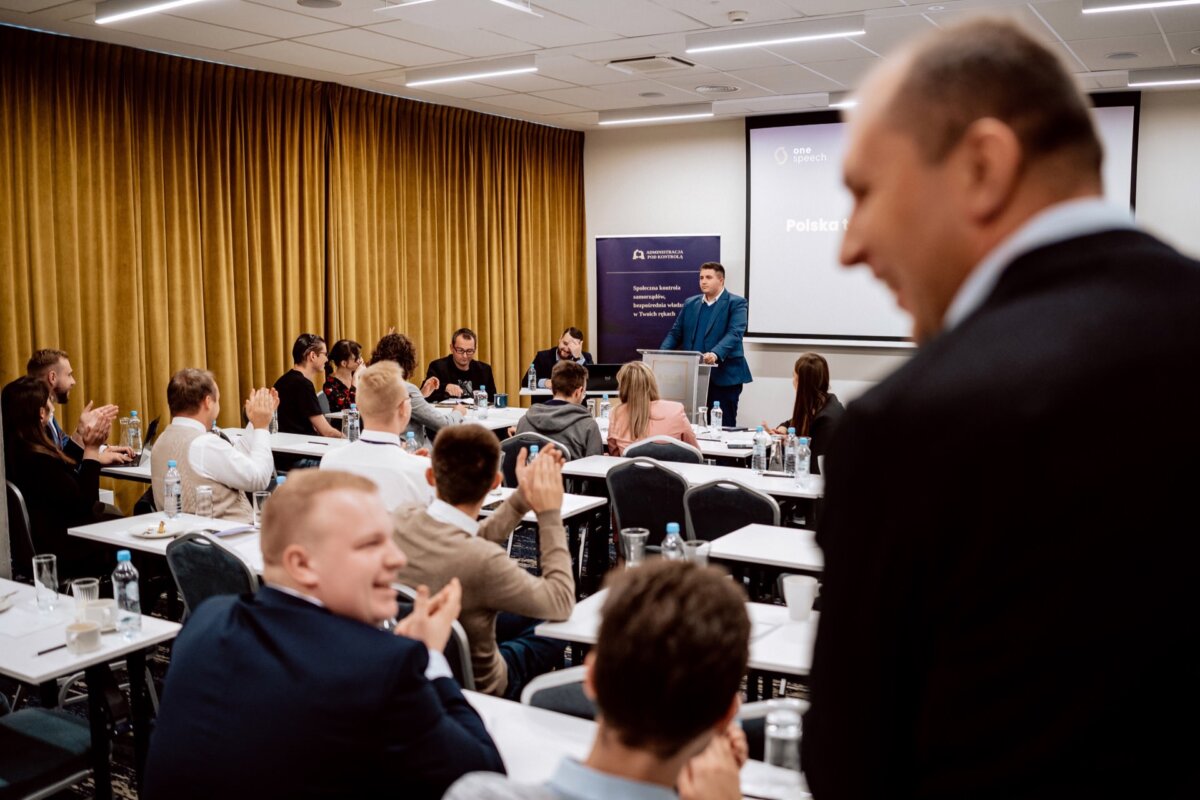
1107, 51, 1140, 60
638, 91, 666, 98
297, 0, 341, 7
695, 85, 740, 94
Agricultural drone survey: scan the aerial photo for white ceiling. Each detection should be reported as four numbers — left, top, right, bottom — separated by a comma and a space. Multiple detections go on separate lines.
2, 0, 1198, 130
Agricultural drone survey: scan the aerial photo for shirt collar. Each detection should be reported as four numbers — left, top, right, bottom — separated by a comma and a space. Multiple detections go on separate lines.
546, 758, 677, 800
943, 197, 1134, 331
173, 417, 208, 433
702, 288, 725, 307
265, 583, 325, 608
358, 430, 402, 445
426, 498, 480, 537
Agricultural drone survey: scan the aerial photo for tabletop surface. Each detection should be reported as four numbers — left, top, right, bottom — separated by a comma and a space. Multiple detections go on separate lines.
708, 524, 824, 572
562, 455, 823, 499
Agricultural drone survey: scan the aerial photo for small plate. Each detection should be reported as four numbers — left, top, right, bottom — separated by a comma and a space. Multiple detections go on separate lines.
129, 520, 187, 539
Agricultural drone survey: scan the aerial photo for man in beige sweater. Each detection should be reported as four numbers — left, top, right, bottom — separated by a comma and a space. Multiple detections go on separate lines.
393, 425, 574, 699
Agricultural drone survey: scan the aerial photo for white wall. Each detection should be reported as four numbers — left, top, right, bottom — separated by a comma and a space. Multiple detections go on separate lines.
584, 94, 1200, 426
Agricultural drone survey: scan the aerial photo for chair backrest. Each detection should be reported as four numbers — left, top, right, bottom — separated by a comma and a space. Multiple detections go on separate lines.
165, 533, 259, 616
624, 435, 704, 464
393, 584, 475, 691
316, 391, 331, 416
683, 480, 780, 542
606, 458, 690, 548
499, 432, 573, 488
5, 481, 35, 580
519, 665, 595, 720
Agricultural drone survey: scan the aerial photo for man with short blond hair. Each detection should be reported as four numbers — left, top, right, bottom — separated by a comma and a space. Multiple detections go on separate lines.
144, 469, 503, 799
319, 361, 432, 510
805, 18, 1200, 798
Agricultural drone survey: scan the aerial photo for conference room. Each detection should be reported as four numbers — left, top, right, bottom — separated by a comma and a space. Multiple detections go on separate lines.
2, 0, 1198, 798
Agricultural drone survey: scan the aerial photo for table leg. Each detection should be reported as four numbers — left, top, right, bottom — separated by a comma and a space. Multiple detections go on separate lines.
38, 680, 58, 708
745, 669, 761, 702
127, 648, 153, 790
84, 664, 113, 800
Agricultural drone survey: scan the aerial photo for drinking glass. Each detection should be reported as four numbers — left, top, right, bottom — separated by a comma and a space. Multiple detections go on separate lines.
619, 528, 649, 568
764, 699, 803, 771
71, 578, 100, 621
683, 541, 709, 567
694, 405, 708, 433
195, 485, 214, 519
33, 554, 58, 612
253, 491, 271, 529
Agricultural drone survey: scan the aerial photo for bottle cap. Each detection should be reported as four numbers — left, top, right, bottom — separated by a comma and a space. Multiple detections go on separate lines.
787, 427, 796, 435
800, 437, 811, 445
350, 403, 357, 410
167, 460, 177, 468
529, 445, 539, 455
713, 402, 720, 408
756, 426, 765, 432
603, 393, 609, 399
276, 475, 286, 485
407, 431, 415, 439
480, 386, 486, 392
117, 550, 131, 562
130, 410, 138, 417
666, 522, 680, 535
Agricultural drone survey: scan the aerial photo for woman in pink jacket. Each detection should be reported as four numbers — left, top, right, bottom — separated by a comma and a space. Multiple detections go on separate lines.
606, 361, 699, 456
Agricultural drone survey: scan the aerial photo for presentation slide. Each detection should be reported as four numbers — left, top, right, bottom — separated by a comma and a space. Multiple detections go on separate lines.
745, 99, 1139, 344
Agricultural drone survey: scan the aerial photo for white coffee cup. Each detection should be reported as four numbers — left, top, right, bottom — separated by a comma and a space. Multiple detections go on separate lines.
84, 598, 117, 629
782, 575, 819, 622
65, 621, 102, 654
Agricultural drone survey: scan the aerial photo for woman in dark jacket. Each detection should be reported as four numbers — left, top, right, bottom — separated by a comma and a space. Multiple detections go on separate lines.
769, 353, 845, 475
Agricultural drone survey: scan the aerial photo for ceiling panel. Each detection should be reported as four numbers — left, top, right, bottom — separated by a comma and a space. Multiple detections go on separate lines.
1154, 7, 1200, 34
473, 92, 588, 114
851, 13, 939, 56
713, 92, 828, 114
473, 72, 576, 92
534, 55, 640, 85
297, 28, 461, 67
548, 0, 703, 36
1166, 30, 1200, 64
566, 34, 683, 61
649, 69, 779, 98
926, 5, 1056, 42
762, 34, 875, 63
802, 56, 878, 87
247, 0, 426, 29
541, 110, 600, 127
365, 18, 533, 57
535, 79, 706, 108
170, 0, 342, 38
654, 0, 801, 28
232, 39, 397, 73
728, 63, 841, 92
481, 8, 617, 48
686, 46, 794, 72
784, 0, 904, 15
376, 75, 510, 97
69, 13, 271, 50
1031, 0, 1160, 40
1066, 33, 1176, 70
0, 0, 71, 11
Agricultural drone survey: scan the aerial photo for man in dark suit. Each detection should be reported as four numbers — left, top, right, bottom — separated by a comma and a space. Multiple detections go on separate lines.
26, 348, 127, 462
659, 262, 751, 426
143, 469, 504, 800
802, 19, 1200, 800
530, 326, 593, 388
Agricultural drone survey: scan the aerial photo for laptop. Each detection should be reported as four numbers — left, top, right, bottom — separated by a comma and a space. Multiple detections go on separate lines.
585, 364, 622, 393
126, 416, 160, 467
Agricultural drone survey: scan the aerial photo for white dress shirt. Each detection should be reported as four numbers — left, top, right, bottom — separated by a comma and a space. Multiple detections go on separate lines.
703, 287, 725, 306
174, 417, 274, 491
425, 497, 481, 537
318, 430, 433, 511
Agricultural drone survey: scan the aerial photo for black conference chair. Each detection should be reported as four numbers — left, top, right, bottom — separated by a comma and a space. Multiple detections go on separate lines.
165, 533, 259, 617
520, 666, 595, 721
683, 480, 781, 542
0, 693, 92, 800
5, 481, 35, 583
393, 584, 475, 691
499, 432, 573, 488
624, 435, 704, 464
606, 458, 690, 553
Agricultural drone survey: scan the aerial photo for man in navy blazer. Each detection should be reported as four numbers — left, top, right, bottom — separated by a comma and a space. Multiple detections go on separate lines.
531, 326, 593, 388
143, 469, 504, 800
660, 262, 752, 426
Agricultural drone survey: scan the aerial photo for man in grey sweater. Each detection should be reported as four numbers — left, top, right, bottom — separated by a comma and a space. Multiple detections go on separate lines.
515, 360, 603, 460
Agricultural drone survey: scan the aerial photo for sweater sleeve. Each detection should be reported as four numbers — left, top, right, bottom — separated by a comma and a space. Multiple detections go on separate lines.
474, 510, 575, 622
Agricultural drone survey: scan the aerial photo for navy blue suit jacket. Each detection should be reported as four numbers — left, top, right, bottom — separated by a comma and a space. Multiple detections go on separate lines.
531, 347, 593, 385
143, 587, 504, 800
660, 291, 752, 387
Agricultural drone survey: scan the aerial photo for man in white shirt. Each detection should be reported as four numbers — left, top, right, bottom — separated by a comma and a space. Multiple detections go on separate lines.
319, 361, 432, 511
150, 369, 276, 523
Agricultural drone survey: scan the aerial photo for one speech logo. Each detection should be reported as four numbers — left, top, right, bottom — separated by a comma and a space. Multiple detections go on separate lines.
632, 249, 645, 261
774, 146, 789, 165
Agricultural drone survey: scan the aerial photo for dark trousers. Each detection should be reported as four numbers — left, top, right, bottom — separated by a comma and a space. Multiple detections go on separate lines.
496, 612, 567, 701
707, 382, 744, 428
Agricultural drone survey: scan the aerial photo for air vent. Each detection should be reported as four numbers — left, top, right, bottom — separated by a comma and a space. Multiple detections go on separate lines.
607, 55, 695, 75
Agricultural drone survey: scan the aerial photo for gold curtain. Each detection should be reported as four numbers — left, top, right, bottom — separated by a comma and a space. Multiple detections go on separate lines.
327, 86, 586, 398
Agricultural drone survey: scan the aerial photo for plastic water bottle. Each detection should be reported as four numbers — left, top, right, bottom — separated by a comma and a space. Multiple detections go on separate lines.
662, 522, 685, 561
599, 394, 611, 421
127, 410, 142, 454
752, 426, 771, 473
474, 386, 489, 419
784, 427, 799, 475
345, 403, 361, 442
404, 431, 419, 454
710, 401, 723, 431
527, 364, 537, 391
268, 410, 279, 435
163, 460, 182, 518
528, 444, 539, 462
795, 436, 812, 488
113, 550, 141, 640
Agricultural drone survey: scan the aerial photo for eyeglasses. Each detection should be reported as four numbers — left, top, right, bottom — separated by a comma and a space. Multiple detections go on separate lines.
453, 347, 476, 356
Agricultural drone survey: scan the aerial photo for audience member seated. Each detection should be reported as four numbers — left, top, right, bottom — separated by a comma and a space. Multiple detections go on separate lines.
1, 376, 114, 579
26, 347, 129, 463
319, 361, 432, 510
531, 327, 593, 389
393, 426, 574, 699
142, 470, 504, 800
516, 361, 602, 458
425, 327, 497, 404
273, 333, 342, 438
370, 332, 465, 447
150, 369, 276, 523
447, 561, 750, 800
322, 338, 362, 413
606, 361, 699, 456
765, 353, 845, 475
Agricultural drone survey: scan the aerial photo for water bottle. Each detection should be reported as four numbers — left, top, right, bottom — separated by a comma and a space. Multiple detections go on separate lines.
113, 550, 141, 640
528, 444, 539, 462
474, 386, 489, 419
163, 460, 182, 518
527, 364, 537, 391
784, 427, 798, 475
599, 393, 611, 421
276, 474, 286, 489
404, 431, 419, 454
127, 410, 143, 454
346, 403, 361, 442
710, 401, 723, 431
752, 426, 771, 473
662, 522, 685, 561
268, 410, 279, 435
764, 702, 802, 771
795, 436, 812, 488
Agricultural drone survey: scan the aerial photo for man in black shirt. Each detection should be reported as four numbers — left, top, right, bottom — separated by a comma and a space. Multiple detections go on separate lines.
424, 328, 497, 404
273, 334, 343, 438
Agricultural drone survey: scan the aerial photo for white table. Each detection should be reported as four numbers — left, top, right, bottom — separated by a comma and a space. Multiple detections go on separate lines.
536, 589, 815, 680
464, 691, 808, 799
482, 487, 608, 524
708, 524, 824, 573
593, 419, 752, 462
519, 388, 614, 398
562, 455, 824, 500
0, 577, 180, 799
101, 462, 152, 483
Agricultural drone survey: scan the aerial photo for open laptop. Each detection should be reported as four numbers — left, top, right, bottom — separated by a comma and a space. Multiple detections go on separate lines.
125, 416, 160, 466
585, 364, 622, 393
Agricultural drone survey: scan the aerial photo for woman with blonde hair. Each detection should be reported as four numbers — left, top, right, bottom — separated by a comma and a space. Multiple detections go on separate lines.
606, 361, 698, 456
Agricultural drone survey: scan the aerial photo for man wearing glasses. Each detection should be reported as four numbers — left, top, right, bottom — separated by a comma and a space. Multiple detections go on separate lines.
424, 327, 497, 405
273, 333, 343, 438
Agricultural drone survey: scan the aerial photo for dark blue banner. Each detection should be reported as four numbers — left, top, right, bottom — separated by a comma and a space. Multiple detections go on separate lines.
596, 235, 721, 363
